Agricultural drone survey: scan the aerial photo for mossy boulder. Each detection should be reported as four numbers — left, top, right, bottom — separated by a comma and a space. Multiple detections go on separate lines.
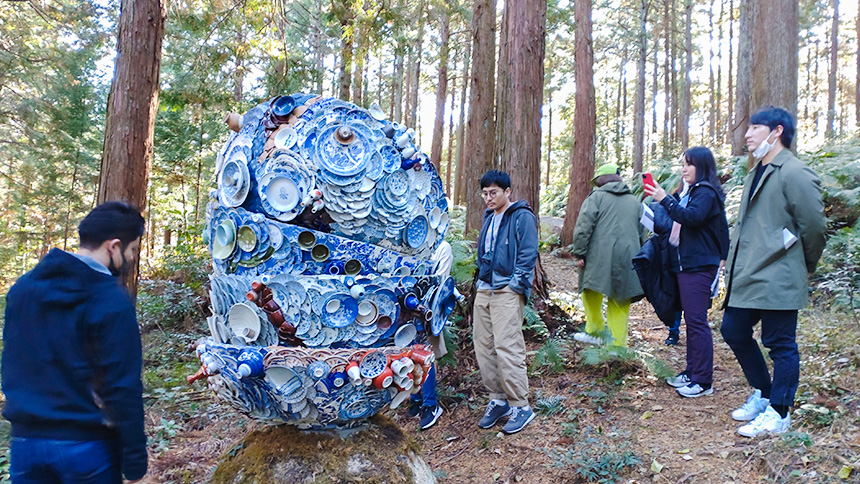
210, 415, 436, 484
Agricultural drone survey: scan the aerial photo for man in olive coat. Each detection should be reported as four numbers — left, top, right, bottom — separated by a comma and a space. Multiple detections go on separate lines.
571, 164, 644, 347
721, 107, 826, 438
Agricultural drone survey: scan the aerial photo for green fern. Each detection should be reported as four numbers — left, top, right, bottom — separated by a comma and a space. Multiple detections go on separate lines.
534, 394, 566, 417
523, 302, 548, 338
529, 339, 566, 374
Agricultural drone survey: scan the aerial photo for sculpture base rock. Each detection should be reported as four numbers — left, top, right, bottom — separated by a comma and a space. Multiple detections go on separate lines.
210, 415, 436, 484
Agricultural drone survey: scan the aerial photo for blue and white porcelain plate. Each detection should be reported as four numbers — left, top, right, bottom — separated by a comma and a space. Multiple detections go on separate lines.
405, 215, 429, 249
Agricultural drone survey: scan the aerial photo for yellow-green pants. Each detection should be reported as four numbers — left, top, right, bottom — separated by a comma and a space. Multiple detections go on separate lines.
582, 289, 630, 347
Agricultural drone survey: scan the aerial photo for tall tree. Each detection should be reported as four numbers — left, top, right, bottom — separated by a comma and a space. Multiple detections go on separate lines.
825, 0, 839, 138
334, 2, 354, 101
560, 0, 595, 247
727, 0, 734, 144
632, 0, 649, 174
497, 0, 547, 215
430, 3, 451, 171
856, 3, 860, 129
679, 0, 692, 150
453, 38, 471, 206
98, 0, 166, 296
464, 0, 496, 235
731, 0, 753, 155
407, 0, 427, 130
751, 0, 798, 131
393, 42, 406, 123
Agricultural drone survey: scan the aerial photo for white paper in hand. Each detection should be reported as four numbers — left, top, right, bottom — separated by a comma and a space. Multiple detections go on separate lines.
783, 228, 798, 250
640, 203, 655, 232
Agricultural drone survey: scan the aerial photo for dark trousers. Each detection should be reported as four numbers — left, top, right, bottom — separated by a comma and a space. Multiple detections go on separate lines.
10, 437, 121, 484
720, 307, 799, 407
677, 268, 717, 386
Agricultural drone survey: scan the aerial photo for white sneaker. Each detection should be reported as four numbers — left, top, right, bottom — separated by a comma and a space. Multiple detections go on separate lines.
737, 406, 790, 438
731, 389, 770, 421
666, 371, 692, 388
676, 382, 713, 398
573, 332, 603, 345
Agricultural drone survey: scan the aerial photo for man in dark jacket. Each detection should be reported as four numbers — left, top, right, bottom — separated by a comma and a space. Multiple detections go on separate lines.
473, 170, 538, 434
2, 201, 148, 483
721, 107, 826, 438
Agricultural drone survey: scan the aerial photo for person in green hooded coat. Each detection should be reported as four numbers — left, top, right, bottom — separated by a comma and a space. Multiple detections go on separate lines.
571, 164, 644, 347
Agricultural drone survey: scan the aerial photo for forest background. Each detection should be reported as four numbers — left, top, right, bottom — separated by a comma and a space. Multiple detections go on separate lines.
0, 0, 858, 288
2, 0, 860, 480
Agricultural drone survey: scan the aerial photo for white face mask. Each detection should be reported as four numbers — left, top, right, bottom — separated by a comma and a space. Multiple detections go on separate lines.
752, 130, 777, 160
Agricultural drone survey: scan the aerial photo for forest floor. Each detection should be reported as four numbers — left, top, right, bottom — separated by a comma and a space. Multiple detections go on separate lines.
6, 250, 856, 484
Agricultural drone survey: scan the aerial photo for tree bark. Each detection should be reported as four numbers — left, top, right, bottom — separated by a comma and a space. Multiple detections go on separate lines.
407, 0, 426, 131
560, 0, 595, 248
663, 0, 671, 152
98, 0, 165, 297
651, 39, 659, 159
825, 0, 839, 138
494, 0, 511, 171
727, 0, 734, 144
393, 44, 405, 123
446, 72, 456, 195
336, 3, 353, 101
352, 27, 364, 105
731, 0, 752, 155
751, 0, 798, 135
453, 38, 471, 206
716, 0, 724, 140
707, 0, 716, 142
856, 3, 860, 129
497, 0, 546, 215
430, 6, 451, 172
546, 90, 552, 189
680, 0, 692, 150
632, 0, 648, 174
464, 0, 496, 236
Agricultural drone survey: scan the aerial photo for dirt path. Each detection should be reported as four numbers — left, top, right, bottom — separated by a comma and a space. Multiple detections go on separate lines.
146, 252, 849, 483
391, 255, 764, 483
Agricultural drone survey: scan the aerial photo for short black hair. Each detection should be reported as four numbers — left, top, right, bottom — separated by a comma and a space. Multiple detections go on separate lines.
78, 201, 145, 250
749, 106, 795, 149
480, 170, 511, 190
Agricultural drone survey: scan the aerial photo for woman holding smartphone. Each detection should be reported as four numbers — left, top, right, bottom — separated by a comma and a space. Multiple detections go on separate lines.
644, 147, 729, 398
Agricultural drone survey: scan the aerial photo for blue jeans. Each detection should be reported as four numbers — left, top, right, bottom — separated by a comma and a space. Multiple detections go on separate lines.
720, 307, 799, 407
410, 363, 437, 408
10, 437, 121, 484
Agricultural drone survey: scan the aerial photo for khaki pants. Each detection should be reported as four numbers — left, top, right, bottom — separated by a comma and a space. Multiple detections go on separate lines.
472, 286, 529, 407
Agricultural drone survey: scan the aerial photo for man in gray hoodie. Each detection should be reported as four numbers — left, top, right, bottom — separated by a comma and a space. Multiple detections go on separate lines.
473, 170, 539, 434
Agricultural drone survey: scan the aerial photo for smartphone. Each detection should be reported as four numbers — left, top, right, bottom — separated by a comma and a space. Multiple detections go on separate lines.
642, 172, 655, 190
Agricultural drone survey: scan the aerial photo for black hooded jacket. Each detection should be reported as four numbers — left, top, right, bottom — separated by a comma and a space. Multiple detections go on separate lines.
1, 249, 147, 480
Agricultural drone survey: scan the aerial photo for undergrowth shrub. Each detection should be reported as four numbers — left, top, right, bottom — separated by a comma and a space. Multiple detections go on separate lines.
547, 427, 640, 483
529, 339, 567, 374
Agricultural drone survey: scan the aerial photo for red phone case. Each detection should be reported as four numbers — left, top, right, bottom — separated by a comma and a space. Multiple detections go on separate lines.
642, 173, 655, 189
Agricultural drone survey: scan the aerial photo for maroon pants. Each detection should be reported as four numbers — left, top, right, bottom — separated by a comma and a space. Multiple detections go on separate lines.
677, 267, 718, 386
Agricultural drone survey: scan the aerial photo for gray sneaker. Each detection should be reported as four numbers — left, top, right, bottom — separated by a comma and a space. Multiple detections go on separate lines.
502, 406, 535, 434
478, 401, 511, 428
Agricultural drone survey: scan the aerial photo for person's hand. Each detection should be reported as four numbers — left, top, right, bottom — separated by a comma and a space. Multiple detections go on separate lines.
643, 180, 667, 202
574, 258, 585, 268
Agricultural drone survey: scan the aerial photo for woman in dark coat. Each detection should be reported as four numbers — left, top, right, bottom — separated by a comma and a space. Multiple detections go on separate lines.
644, 147, 729, 398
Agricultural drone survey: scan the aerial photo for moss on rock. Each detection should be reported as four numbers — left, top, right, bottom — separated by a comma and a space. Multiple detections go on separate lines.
210, 415, 434, 484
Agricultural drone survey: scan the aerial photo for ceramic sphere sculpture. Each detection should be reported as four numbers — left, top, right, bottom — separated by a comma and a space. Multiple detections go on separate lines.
192, 93, 456, 429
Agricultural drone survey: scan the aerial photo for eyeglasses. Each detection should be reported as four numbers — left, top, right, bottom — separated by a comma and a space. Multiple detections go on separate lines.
481, 189, 503, 200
